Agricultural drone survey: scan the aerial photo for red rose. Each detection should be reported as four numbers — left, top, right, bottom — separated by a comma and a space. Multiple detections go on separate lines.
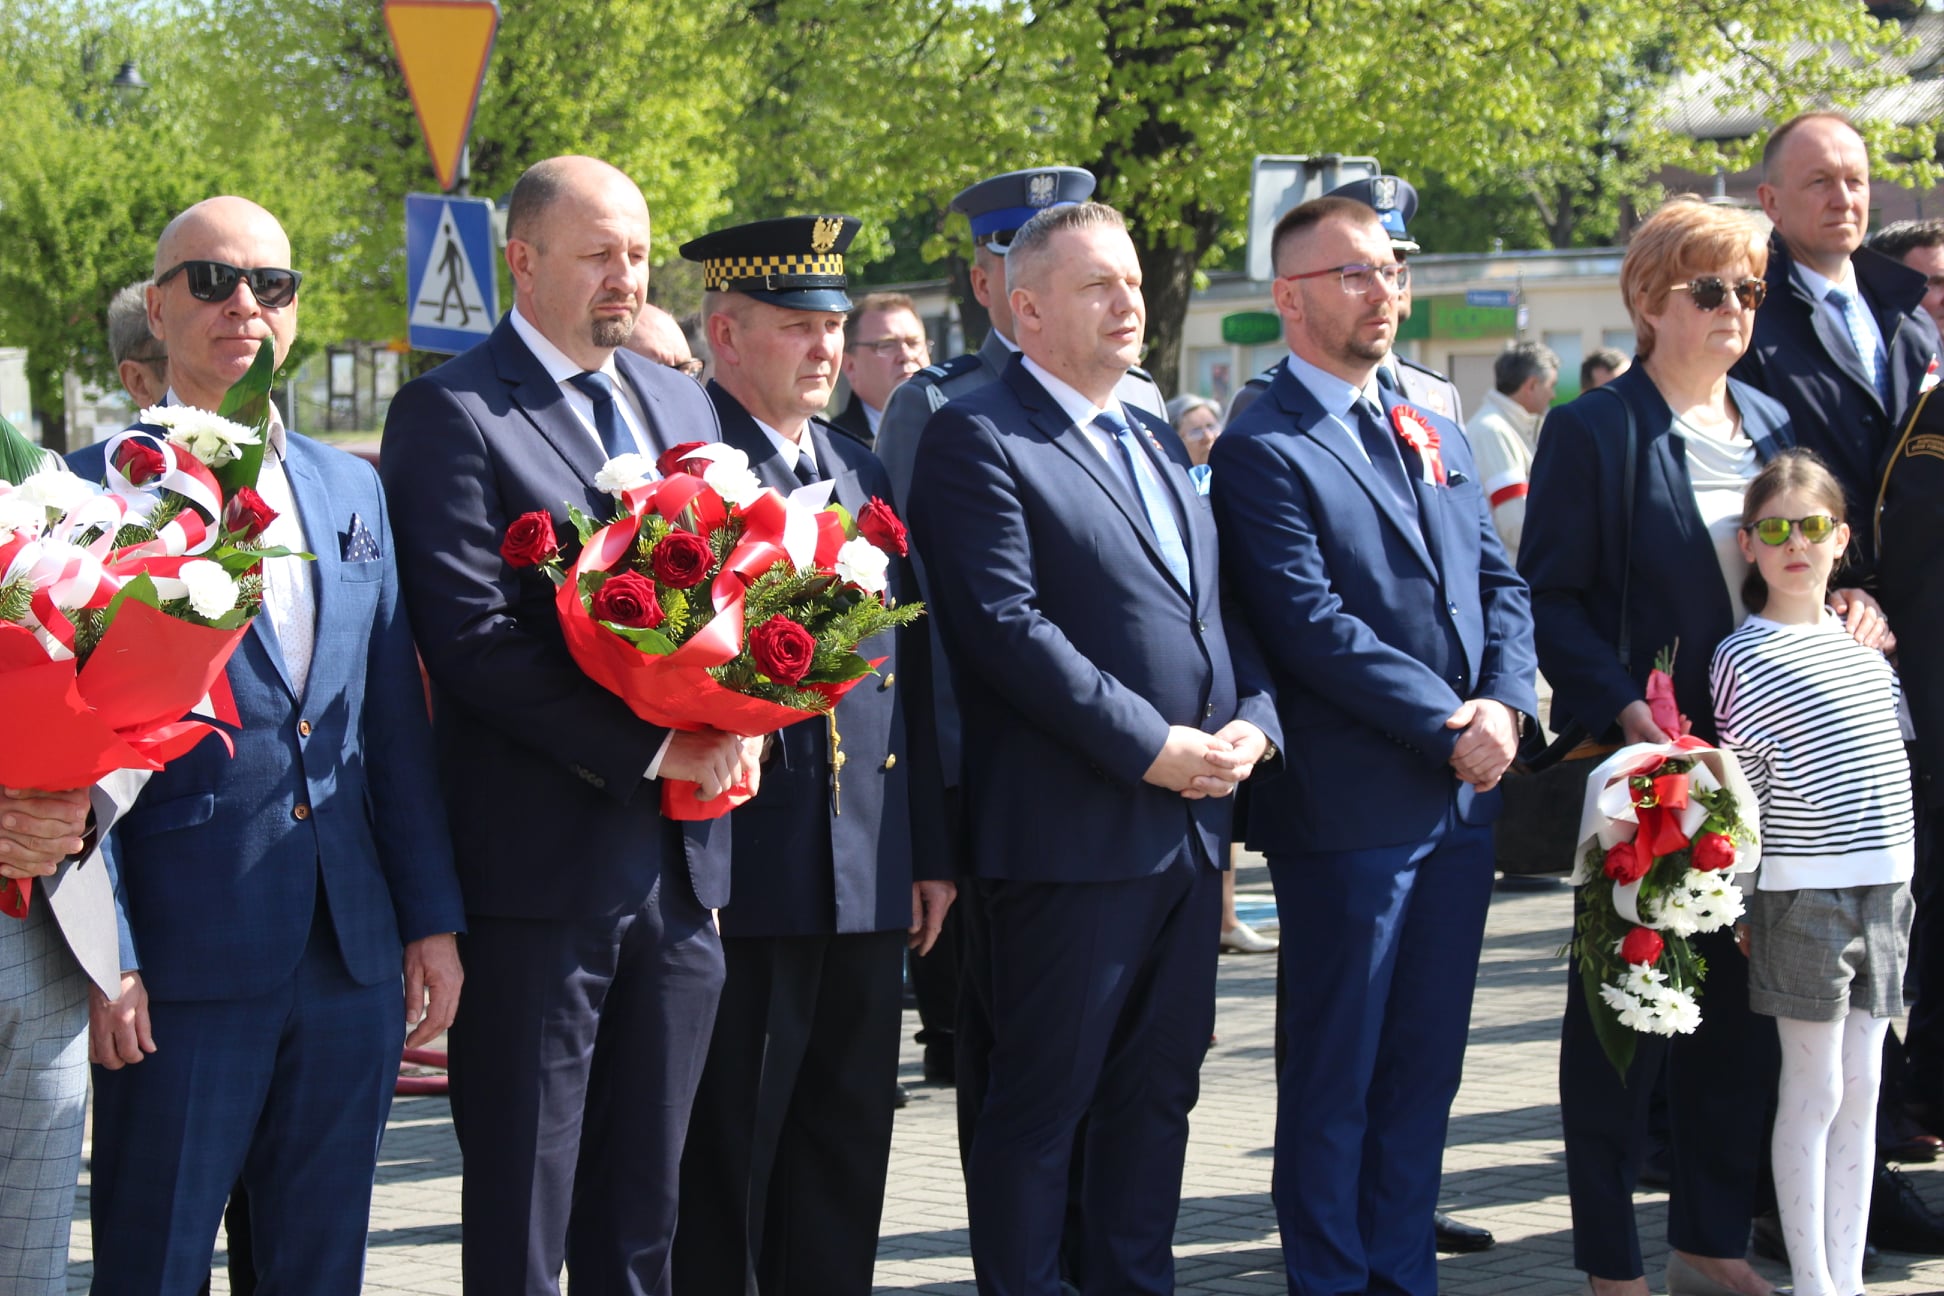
857, 496, 909, 557
590, 570, 665, 628
222, 486, 278, 540
1619, 926, 1665, 967
1602, 838, 1650, 886
500, 511, 559, 569
115, 439, 168, 486
651, 529, 714, 589
1691, 831, 1736, 872
656, 441, 712, 479
749, 613, 817, 686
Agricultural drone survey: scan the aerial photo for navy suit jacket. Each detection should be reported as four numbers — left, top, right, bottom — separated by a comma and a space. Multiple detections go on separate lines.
906, 356, 1279, 884
706, 384, 946, 936
68, 433, 464, 1001
1210, 362, 1538, 856
1731, 235, 1940, 580
378, 317, 732, 918
1521, 368, 1793, 747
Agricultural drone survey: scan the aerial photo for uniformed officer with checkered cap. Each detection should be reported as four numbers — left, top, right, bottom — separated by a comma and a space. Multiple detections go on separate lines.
672, 212, 957, 1294
1230, 173, 1467, 429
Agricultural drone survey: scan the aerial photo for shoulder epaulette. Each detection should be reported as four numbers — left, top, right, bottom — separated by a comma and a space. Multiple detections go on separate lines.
1126, 363, 1155, 382
1398, 354, 1452, 382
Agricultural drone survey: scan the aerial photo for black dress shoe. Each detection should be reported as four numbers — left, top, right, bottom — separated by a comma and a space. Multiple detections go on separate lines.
1870, 1163, 1944, 1253
922, 1044, 955, 1085
1433, 1212, 1494, 1253
894, 1082, 910, 1110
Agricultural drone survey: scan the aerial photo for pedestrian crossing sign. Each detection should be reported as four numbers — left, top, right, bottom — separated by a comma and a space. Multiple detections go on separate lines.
406, 193, 499, 355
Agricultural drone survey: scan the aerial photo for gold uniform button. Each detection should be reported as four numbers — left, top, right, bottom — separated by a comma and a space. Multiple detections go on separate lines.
292, 804, 311, 821
882, 754, 897, 770
297, 720, 312, 738
879, 672, 896, 690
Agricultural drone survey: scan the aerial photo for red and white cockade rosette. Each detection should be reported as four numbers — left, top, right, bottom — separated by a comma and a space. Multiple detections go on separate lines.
0, 410, 290, 917
1566, 734, 1761, 1075
1389, 404, 1447, 486
528, 443, 916, 821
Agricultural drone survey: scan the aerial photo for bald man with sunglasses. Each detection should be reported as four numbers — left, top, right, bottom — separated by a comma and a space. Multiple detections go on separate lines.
67, 196, 465, 1293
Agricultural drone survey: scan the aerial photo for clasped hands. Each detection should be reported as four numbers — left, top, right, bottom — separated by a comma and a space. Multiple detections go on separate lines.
0, 785, 91, 880
1144, 721, 1269, 799
1445, 699, 1520, 792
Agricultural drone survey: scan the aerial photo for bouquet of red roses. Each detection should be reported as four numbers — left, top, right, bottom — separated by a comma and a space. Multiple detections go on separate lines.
502, 441, 921, 819
1564, 648, 1760, 1076
0, 347, 304, 916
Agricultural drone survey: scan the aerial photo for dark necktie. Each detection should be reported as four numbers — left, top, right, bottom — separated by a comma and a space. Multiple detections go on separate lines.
793, 449, 821, 486
1352, 399, 1417, 516
566, 370, 635, 461
1375, 363, 1400, 394
1094, 409, 1191, 590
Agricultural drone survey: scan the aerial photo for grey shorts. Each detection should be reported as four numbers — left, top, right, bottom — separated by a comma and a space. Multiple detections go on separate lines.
1748, 881, 1913, 1021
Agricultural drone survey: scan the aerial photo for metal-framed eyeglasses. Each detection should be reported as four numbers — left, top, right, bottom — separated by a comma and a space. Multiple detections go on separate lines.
1279, 262, 1409, 296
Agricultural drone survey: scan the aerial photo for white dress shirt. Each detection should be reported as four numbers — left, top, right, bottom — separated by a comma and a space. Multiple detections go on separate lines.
1281, 350, 1389, 466
509, 307, 654, 459
1792, 259, 1887, 374
1020, 355, 1163, 490
756, 417, 820, 478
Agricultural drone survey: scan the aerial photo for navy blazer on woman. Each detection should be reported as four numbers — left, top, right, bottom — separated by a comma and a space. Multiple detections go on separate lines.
68, 432, 464, 999
706, 384, 946, 936
379, 318, 731, 918
907, 356, 1279, 883
1520, 367, 1792, 746
1730, 236, 1939, 580
1211, 361, 1537, 856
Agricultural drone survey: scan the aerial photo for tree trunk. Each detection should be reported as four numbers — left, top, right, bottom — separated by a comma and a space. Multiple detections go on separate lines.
944, 251, 988, 352
1130, 232, 1197, 398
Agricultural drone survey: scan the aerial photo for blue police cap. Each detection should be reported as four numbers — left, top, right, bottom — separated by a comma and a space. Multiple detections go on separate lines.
950, 167, 1096, 254
1325, 175, 1421, 253
679, 215, 861, 312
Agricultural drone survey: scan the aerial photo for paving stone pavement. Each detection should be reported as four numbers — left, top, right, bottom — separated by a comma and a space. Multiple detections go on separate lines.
65, 861, 1944, 1293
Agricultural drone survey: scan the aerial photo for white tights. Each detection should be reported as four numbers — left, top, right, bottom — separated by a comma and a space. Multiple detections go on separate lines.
1772, 1011, 1890, 1296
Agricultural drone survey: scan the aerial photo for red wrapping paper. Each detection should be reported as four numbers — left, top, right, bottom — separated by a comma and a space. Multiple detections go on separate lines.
0, 605, 244, 916
557, 484, 872, 820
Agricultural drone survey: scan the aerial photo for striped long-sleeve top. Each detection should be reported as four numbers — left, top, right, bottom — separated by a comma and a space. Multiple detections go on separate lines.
1711, 612, 1914, 891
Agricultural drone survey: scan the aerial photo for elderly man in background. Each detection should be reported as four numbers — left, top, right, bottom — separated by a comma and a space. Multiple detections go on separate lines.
1464, 339, 1558, 560
624, 300, 704, 378
106, 280, 168, 409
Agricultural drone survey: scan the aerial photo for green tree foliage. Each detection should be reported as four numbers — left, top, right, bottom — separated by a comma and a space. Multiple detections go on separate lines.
1, 0, 1937, 412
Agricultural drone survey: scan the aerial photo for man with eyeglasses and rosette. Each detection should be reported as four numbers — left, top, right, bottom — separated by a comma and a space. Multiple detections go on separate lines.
1210, 193, 1536, 1296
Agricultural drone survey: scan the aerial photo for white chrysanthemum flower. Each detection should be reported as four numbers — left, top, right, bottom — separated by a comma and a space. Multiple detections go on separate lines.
703, 458, 765, 510
179, 559, 238, 619
0, 493, 45, 538
1599, 983, 1637, 1014
833, 537, 890, 594
594, 453, 654, 496
1649, 886, 1702, 938
12, 470, 97, 516
1621, 965, 1667, 996
142, 406, 261, 468
1659, 989, 1702, 1034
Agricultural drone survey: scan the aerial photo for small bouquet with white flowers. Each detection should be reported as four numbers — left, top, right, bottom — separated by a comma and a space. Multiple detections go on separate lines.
0, 346, 307, 916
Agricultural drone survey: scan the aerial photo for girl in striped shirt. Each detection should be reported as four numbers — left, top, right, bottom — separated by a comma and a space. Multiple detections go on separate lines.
1711, 450, 1914, 1296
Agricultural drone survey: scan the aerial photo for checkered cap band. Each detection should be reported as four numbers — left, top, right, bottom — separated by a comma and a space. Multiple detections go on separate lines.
704, 253, 846, 291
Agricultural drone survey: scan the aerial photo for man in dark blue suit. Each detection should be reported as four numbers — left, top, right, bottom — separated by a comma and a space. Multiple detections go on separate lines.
908, 201, 1279, 1296
74, 196, 467, 1292
1732, 111, 1942, 582
378, 157, 760, 1296
670, 216, 952, 1294
1210, 196, 1537, 1296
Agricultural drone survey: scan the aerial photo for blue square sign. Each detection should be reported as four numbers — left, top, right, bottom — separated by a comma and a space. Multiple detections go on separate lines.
406, 193, 499, 354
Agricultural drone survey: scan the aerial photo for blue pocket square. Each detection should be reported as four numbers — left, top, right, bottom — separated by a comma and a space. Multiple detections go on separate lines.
341, 514, 382, 562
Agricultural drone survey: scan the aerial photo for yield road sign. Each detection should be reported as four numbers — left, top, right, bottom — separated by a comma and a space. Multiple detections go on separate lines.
385, 0, 500, 193
407, 193, 498, 354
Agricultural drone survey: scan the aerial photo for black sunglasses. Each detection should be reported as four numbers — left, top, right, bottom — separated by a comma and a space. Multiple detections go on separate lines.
1667, 276, 1766, 312
156, 259, 303, 309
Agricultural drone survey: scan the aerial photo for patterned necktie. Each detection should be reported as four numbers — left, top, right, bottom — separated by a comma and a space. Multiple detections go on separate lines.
1351, 399, 1417, 516
1094, 409, 1191, 591
566, 370, 636, 460
1826, 286, 1889, 403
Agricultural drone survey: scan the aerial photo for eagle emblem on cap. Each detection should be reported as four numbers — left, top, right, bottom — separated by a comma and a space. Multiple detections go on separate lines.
811, 217, 843, 253
1028, 172, 1058, 208
1371, 176, 1399, 211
